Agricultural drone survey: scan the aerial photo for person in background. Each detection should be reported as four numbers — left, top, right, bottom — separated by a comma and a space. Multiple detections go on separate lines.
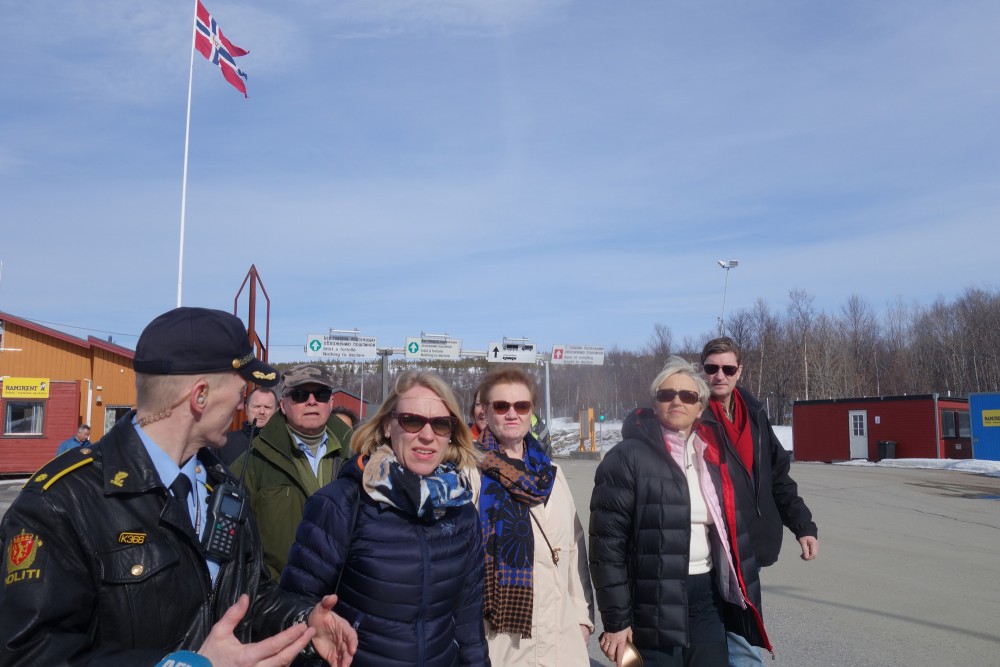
530, 412, 552, 455
468, 388, 488, 442
231, 363, 352, 580
699, 336, 818, 666
56, 424, 91, 456
472, 367, 594, 666
282, 371, 489, 666
330, 405, 360, 429
0, 307, 357, 666
219, 387, 278, 467
590, 356, 769, 666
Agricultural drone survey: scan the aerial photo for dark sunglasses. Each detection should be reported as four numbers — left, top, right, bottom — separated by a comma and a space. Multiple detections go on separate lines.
392, 412, 457, 436
490, 400, 533, 416
703, 363, 739, 377
286, 387, 333, 404
655, 389, 701, 405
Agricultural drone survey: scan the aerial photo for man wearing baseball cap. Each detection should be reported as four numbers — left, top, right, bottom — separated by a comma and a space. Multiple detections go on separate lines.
232, 363, 352, 579
0, 307, 357, 666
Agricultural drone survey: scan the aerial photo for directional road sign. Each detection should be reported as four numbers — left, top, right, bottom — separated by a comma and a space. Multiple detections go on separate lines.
487, 340, 538, 364
305, 333, 378, 360
551, 344, 604, 365
405, 336, 462, 361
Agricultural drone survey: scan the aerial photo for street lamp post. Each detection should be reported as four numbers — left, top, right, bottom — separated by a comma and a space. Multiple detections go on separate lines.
717, 259, 739, 336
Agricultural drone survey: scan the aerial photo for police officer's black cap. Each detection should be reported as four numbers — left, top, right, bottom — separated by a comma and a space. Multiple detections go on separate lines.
133, 307, 280, 387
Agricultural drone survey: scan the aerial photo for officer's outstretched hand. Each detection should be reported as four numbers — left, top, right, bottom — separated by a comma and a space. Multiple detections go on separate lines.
198, 594, 316, 667
308, 594, 359, 667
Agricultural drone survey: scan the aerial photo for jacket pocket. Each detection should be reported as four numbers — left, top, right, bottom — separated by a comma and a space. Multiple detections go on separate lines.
95, 538, 185, 646
97, 539, 179, 583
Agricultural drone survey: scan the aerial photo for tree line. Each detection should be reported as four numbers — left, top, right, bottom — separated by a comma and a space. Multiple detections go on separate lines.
277, 285, 1000, 426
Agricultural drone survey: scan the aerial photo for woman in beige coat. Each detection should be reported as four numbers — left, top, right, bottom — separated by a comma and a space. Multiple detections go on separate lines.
470, 367, 594, 665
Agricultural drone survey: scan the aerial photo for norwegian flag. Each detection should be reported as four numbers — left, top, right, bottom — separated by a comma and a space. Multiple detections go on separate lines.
194, 1, 249, 96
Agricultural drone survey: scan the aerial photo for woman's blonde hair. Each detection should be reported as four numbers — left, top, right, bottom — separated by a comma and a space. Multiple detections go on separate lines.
351, 371, 479, 471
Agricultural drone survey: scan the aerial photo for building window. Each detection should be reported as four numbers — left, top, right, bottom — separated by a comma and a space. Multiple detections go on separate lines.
852, 413, 866, 437
941, 410, 957, 438
104, 406, 133, 434
957, 410, 971, 438
4, 401, 45, 435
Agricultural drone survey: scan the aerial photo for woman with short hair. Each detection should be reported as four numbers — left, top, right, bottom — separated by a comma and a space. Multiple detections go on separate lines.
471, 367, 594, 666
590, 356, 770, 666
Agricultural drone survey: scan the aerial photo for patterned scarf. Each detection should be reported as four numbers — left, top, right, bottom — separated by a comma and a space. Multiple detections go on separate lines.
362, 445, 473, 520
478, 428, 556, 638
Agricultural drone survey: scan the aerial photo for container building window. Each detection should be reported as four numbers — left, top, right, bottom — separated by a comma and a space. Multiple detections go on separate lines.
852, 413, 866, 437
941, 410, 957, 437
957, 410, 971, 437
4, 401, 46, 435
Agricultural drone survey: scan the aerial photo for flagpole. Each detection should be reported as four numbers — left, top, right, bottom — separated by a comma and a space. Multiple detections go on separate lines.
177, 0, 200, 308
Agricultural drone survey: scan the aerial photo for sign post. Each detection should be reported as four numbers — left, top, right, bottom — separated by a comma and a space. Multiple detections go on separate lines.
304, 331, 378, 360
405, 334, 461, 361
551, 344, 604, 366
486, 338, 538, 364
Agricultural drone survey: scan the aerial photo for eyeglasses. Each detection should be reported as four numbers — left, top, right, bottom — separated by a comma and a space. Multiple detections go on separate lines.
703, 363, 739, 377
655, 389, 701, 405
285, 387, 333, 404
392, 412, 457, 436
490, 400, 533, 415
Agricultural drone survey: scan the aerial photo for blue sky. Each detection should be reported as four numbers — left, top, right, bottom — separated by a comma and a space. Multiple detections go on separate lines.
2, 1, 998, 362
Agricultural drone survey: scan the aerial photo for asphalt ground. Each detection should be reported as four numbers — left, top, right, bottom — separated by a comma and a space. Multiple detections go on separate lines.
4, 462, 999, 666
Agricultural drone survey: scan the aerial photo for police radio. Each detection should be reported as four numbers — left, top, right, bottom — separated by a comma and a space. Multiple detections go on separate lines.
201, 417, 258, 562
201, 482, 248, 562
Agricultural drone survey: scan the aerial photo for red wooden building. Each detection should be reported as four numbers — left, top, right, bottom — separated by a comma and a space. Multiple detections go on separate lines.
792, 394, 971, 462
331, 389, 370, 420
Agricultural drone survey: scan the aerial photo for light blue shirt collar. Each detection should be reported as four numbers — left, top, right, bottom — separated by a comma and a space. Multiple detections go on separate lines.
292, 430, 329, 476
132, 417, 219, 582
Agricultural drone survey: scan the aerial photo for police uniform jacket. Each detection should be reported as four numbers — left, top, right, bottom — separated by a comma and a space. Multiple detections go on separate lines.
0, 411, 307, 666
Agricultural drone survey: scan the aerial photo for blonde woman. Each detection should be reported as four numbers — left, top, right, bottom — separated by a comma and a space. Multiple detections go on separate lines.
282, 371, 489, 666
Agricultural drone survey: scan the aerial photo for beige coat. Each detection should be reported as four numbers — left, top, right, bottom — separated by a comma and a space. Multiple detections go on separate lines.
471, 465, 595, 666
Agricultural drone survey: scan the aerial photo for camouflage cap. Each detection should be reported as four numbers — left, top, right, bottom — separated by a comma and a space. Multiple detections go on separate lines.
279, 363, 336, 394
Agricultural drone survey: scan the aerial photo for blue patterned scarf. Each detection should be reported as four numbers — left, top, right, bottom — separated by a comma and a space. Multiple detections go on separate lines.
362, 445, 473, 520
478, 428, 556, 637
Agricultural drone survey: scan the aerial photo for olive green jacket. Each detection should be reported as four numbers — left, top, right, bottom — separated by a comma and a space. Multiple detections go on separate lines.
231, 411, 352, 580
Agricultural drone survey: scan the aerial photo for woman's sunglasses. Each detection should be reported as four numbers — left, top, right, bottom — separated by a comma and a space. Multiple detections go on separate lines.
655, 389, 701, 405
702, 363, 739, 377
392, 412, 457, 436
286, 387, 333, 404
490, 400, 533, 416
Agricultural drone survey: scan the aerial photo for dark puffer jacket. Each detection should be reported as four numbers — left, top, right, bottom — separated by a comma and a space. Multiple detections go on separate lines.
589, 408, 769, 652
702, 387, 818, 567
281, 457, 490, 667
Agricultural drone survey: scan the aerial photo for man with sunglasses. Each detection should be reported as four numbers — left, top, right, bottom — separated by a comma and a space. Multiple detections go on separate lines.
700, 337, 818, 666
232, 363, 353, 580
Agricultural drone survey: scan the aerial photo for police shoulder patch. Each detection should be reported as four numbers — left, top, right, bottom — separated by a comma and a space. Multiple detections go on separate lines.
24, 450, 96, 492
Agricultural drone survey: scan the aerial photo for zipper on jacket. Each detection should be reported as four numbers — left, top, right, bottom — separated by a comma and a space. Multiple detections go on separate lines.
417, 523, 429, 665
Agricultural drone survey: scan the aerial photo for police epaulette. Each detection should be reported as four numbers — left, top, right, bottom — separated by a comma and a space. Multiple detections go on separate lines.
25, 448, 96, 492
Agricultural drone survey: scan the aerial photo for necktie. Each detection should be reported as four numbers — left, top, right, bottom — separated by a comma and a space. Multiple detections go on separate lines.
170, 474, 194, 526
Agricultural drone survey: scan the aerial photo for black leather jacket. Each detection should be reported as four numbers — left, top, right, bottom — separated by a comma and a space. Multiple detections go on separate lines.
0, 412, 307, 666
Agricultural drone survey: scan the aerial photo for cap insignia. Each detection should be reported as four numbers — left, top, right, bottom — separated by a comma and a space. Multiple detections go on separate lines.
252, 371, 277, 381
232, 353, 255, 370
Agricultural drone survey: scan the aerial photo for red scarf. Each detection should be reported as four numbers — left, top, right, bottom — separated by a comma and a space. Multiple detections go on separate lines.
710, 390, 753, 473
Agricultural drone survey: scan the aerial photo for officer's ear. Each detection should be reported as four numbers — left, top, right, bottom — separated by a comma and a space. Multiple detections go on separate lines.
191, 379, 210, 414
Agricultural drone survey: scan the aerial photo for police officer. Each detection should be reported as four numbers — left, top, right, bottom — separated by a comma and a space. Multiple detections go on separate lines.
0, 307, 357, 666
